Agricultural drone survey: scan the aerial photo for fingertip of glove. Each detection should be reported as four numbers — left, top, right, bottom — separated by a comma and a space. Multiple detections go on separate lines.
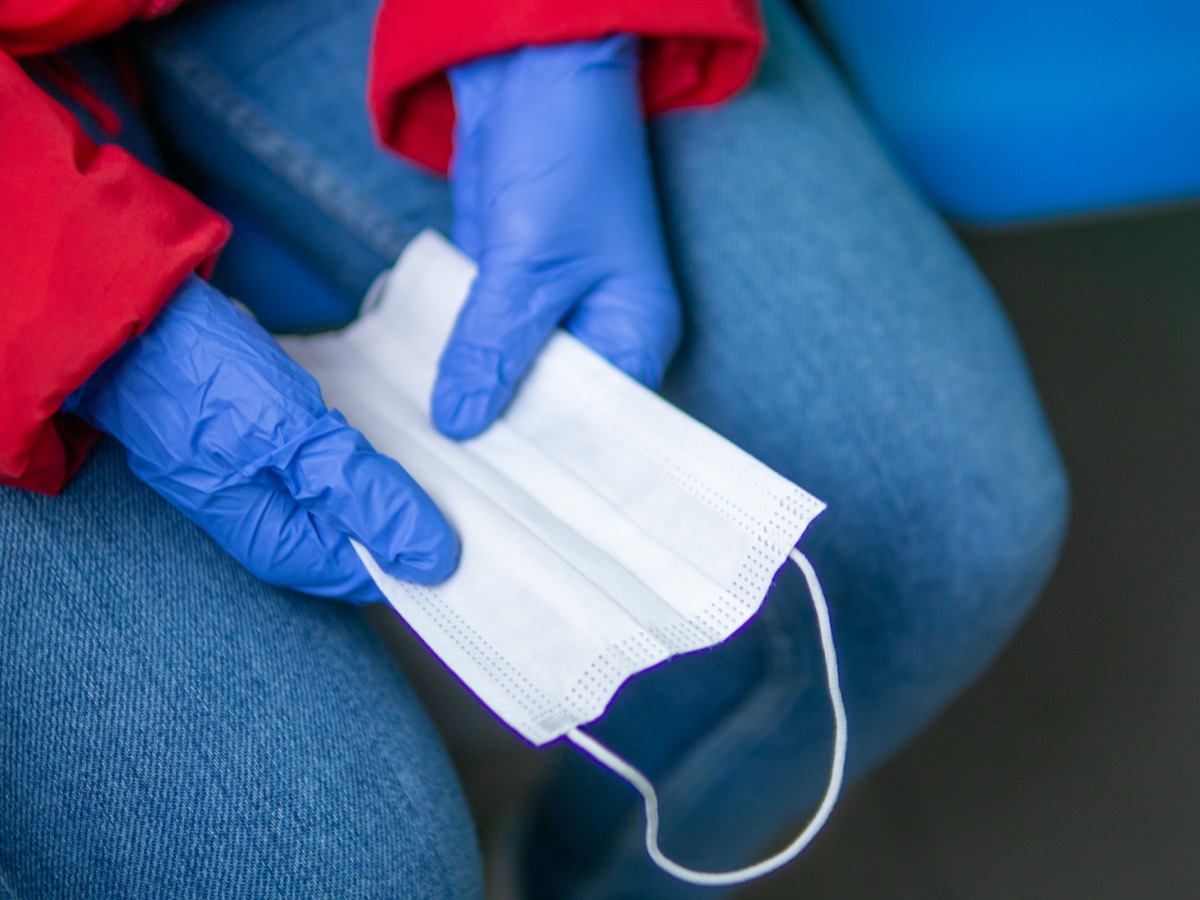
378, 525, 461, 586
609, 350, 666, 391
407, 541, 461, 585
431, 380, 506, 440
341, 578, 389, 606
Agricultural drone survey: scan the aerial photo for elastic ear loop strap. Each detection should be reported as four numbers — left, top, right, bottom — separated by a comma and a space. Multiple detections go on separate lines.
567, 548, 847, 887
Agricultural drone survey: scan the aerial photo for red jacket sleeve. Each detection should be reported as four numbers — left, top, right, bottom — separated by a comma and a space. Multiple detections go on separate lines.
368, 0, 765, 174
0, 1, 190, 57
0, 52, 230, 494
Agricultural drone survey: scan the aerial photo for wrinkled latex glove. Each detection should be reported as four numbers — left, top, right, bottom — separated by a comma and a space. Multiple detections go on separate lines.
438, 34, 683, 439
64, 275, 458, 602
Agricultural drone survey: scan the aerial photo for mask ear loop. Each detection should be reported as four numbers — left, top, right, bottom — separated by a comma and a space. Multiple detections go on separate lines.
567, 547, 847, 887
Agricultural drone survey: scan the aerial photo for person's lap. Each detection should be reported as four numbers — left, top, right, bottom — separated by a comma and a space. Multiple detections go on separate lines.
0, 441, 481, 897
3, 0, 1068, 896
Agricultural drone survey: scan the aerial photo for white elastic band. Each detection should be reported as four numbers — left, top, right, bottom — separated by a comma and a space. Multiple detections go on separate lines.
567, 548, 847, 887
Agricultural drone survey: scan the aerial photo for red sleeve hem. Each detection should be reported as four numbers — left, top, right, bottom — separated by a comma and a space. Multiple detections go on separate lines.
1, 52, 230, 495
0, 0, 192, 57
367, 0, 765, 175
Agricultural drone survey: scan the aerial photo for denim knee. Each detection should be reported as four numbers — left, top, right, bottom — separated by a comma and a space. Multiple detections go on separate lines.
813, 356, 1072, 721
908, 394, 1070, 666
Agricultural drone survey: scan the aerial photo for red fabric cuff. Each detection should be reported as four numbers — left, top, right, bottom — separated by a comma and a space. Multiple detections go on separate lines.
0, 53, 229, 495
368, 0, 765, 174
0, 0, 191, 56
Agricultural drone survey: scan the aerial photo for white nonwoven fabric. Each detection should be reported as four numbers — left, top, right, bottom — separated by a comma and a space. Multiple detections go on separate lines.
278, 231, 827, 747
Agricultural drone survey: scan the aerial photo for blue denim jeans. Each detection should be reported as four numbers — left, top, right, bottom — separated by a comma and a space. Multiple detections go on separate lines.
1, 0, 1069, 896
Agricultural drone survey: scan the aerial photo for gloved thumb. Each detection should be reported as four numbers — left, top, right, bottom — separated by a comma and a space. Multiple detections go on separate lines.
431, 268, 575, 440
254, 411, 459, 586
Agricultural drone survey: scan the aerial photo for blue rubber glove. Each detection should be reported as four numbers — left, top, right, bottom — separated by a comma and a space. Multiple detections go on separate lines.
437, 34, 682, 439
64, 275, 459, 602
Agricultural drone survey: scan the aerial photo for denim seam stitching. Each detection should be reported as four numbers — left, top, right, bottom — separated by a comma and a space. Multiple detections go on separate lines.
146, 45, 413, 261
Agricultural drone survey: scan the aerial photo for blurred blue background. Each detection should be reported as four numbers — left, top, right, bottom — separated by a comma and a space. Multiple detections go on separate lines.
807, 0, 1200, 222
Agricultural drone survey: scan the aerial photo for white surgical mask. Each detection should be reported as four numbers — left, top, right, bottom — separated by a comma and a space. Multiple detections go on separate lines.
280, 231, 846, 887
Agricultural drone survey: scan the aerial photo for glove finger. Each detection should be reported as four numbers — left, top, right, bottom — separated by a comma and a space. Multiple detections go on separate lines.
450, 123, 484, 260
205, 482, 385, 603
566, 280, 683, 389
432, 269, 576, 439
449, 51, 511, 262
258, 411, 460, 586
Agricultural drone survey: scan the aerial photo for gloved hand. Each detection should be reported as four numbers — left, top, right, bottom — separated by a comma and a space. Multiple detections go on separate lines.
437, 34, 682, 439
64, 274, 459, 602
